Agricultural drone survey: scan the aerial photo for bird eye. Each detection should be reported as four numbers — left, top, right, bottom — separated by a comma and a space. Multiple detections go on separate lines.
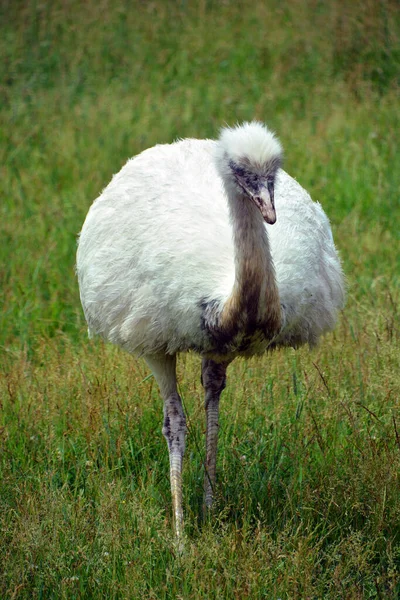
230, 163, 246, 179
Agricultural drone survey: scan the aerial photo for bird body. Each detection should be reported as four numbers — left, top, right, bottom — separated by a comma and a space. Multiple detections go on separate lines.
77, 134, 343, 359
77, 122, 345, 541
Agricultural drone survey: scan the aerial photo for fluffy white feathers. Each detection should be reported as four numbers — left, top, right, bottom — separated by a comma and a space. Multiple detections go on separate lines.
215, 121, 283, 175
76, 122, 344, 356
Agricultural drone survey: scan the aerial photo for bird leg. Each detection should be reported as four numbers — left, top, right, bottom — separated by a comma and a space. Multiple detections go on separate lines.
162, 391, 186, 540
201, 358, 228, 513
145, 354, 186, 541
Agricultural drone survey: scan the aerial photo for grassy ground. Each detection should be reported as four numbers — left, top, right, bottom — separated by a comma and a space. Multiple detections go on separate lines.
1, 0, 400, 597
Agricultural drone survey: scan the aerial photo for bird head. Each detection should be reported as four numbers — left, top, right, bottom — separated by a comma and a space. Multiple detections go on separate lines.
215, 121, 283, 224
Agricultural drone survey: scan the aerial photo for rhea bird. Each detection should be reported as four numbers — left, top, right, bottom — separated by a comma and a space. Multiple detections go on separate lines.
76, 121, 345, 540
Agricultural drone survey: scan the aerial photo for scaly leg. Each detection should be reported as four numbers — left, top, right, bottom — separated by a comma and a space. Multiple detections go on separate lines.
145, 354, 186, 541
201, 358, 229, 512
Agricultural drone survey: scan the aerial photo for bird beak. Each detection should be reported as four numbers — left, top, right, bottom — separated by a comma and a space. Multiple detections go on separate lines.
252, 186, 276, 224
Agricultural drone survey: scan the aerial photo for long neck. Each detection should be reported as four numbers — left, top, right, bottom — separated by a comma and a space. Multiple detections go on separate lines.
219, 190, 282, 338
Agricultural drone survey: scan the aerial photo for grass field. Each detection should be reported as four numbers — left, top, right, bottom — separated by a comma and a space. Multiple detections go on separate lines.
1, 1, 400, 597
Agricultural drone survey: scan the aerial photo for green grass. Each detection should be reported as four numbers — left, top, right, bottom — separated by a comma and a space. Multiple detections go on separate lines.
1, 0, 400, 597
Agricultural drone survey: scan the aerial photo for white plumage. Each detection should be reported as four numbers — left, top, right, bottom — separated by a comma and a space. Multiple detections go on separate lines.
77, 121, 345, 540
